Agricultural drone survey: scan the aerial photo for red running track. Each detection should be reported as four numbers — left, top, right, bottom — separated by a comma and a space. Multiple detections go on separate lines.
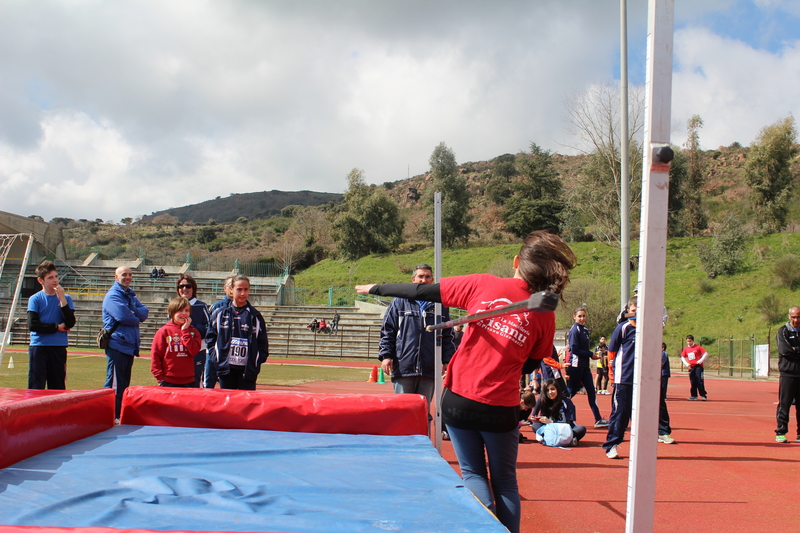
267, 375, 800, 533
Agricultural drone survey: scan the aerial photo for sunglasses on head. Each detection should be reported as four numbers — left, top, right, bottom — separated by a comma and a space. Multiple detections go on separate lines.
178, 284, 193, 290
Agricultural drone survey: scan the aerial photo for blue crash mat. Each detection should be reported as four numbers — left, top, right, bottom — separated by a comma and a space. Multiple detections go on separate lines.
0, 425, 505, 533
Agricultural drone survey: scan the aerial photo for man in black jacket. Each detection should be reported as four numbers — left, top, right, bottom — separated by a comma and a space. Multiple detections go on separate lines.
775, 306, 800, 443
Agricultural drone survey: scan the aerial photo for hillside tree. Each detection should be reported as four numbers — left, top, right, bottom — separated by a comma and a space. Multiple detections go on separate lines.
681, 114, 708, 236
331, 168, 404, 261
745, 115, 798, 234
486, 153, 517, 205
563, 83, 645, 246
503, 143, 565, 237
420, 142, 473, 247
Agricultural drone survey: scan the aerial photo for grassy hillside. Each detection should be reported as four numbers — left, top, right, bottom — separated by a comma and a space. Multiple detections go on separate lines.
294, 233, 800, 357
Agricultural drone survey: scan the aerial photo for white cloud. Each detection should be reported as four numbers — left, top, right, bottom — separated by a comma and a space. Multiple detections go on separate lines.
0, 0, 797, 221
672, 27, 800, 148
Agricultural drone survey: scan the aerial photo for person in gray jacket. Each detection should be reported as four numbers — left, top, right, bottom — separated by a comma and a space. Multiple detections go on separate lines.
102, 266, 149, 419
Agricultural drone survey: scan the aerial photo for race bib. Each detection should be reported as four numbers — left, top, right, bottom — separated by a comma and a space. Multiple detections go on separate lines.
228, 337, 249, 366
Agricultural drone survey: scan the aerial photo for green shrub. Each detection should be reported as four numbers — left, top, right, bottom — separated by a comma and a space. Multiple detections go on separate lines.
757, 294, 785, 324
697, 278, 714, 294
698, 213, 746, 278
696, 336, 716, 347
773, 254, 800, 289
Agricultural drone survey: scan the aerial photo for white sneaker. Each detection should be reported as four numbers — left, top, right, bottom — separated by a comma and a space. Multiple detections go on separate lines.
658, 434, 675, 444
606, 445, 619, 459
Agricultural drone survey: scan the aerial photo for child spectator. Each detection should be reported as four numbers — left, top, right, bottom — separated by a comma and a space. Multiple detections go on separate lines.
603, 295, 638, 459
518, 390, 537, 442
567, 307, 608, 427
680, 334, 708, 401
150, 297, 202, 387
207, 275, 269, 390
27, 260, 76, 389
531, 378, 586, 445
595, 336, 610, 394
659, 342, 675, 444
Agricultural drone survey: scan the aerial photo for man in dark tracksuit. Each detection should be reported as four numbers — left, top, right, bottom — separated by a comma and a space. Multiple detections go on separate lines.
378, 264, 456, 408
775, 306, 800, 443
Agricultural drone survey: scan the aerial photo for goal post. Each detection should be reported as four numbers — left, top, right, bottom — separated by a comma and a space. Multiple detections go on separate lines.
0, 234, 35, 366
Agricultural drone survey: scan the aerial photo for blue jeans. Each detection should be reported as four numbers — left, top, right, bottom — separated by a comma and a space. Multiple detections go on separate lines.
445, 424, 521, 533
104, 347, 134, 418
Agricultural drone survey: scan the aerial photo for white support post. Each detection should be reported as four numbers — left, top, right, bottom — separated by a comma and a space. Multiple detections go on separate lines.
626, 1, 674, 532
434, 192, 443, 453
0, 234, 34, 366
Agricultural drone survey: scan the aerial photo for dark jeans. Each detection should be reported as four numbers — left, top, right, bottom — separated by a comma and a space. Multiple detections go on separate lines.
104, 346, 135, 418
659, 376, 672, 436
159, 381, 193, 387
28, 345, 67, 390
218, 365, 257, 390
689, 365, 707, 397
567, 365, 603, 422
776, 374, 800, 436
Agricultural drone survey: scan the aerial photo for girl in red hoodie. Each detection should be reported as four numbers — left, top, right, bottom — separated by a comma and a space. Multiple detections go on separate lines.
150, 297, 202, 387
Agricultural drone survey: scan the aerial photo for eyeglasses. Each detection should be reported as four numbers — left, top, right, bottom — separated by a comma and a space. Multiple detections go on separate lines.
178, 284, 193, 290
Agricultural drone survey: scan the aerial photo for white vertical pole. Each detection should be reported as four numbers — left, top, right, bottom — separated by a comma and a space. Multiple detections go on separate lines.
620, 0, 631, 311
0, 234, 34, 365
434, 192, 443, 453
626, 1, 674, 532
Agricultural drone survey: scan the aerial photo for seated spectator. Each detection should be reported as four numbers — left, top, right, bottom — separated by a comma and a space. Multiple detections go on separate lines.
307, 318, 319, 333
318, 319, 327, 333
150, 267, 158, 278
157, 267, 166, 278
531, 378, 586, 446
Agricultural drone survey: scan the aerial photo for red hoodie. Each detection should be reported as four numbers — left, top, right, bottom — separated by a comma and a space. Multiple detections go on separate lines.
150, 321, 202, 384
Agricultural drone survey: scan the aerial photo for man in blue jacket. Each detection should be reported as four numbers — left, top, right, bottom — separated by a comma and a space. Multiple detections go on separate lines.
102, 266, 149, 419
378, 264, 456, 410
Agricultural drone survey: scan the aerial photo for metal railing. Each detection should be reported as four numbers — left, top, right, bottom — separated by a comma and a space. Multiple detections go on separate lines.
268, 324, 379, 359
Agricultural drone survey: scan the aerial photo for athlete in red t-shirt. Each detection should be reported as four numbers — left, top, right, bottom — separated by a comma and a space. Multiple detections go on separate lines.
680, 335, 708, 400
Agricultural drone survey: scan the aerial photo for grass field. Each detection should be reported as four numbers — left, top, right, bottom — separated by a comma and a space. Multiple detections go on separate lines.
0, 347, 371, 390
295, 233, 800, 358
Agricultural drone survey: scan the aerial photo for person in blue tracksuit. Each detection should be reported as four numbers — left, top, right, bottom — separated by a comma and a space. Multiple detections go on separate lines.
175, 274, 210, 387
603, 296, 637, 459
206, 275, 269, 390
567, 307, 608, 428
205, 275, 234, 388
103, 266, 149, 419
658, 342, 675, 444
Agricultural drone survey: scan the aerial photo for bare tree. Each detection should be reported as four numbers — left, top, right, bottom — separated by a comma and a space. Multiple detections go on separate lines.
563, 82, 645, 247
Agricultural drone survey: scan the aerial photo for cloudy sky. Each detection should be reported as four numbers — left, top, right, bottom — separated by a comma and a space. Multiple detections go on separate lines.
0, 0, 798, 222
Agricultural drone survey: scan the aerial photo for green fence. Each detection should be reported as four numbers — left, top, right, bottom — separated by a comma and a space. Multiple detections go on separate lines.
680, 336, 759, 379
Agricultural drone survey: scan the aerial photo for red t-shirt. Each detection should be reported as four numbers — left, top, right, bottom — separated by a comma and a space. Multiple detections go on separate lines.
680, 344, 707, 367
440, 274, 555, 407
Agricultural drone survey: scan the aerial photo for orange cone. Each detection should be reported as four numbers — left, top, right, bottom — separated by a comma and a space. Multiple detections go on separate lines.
368, 365, 378, 383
